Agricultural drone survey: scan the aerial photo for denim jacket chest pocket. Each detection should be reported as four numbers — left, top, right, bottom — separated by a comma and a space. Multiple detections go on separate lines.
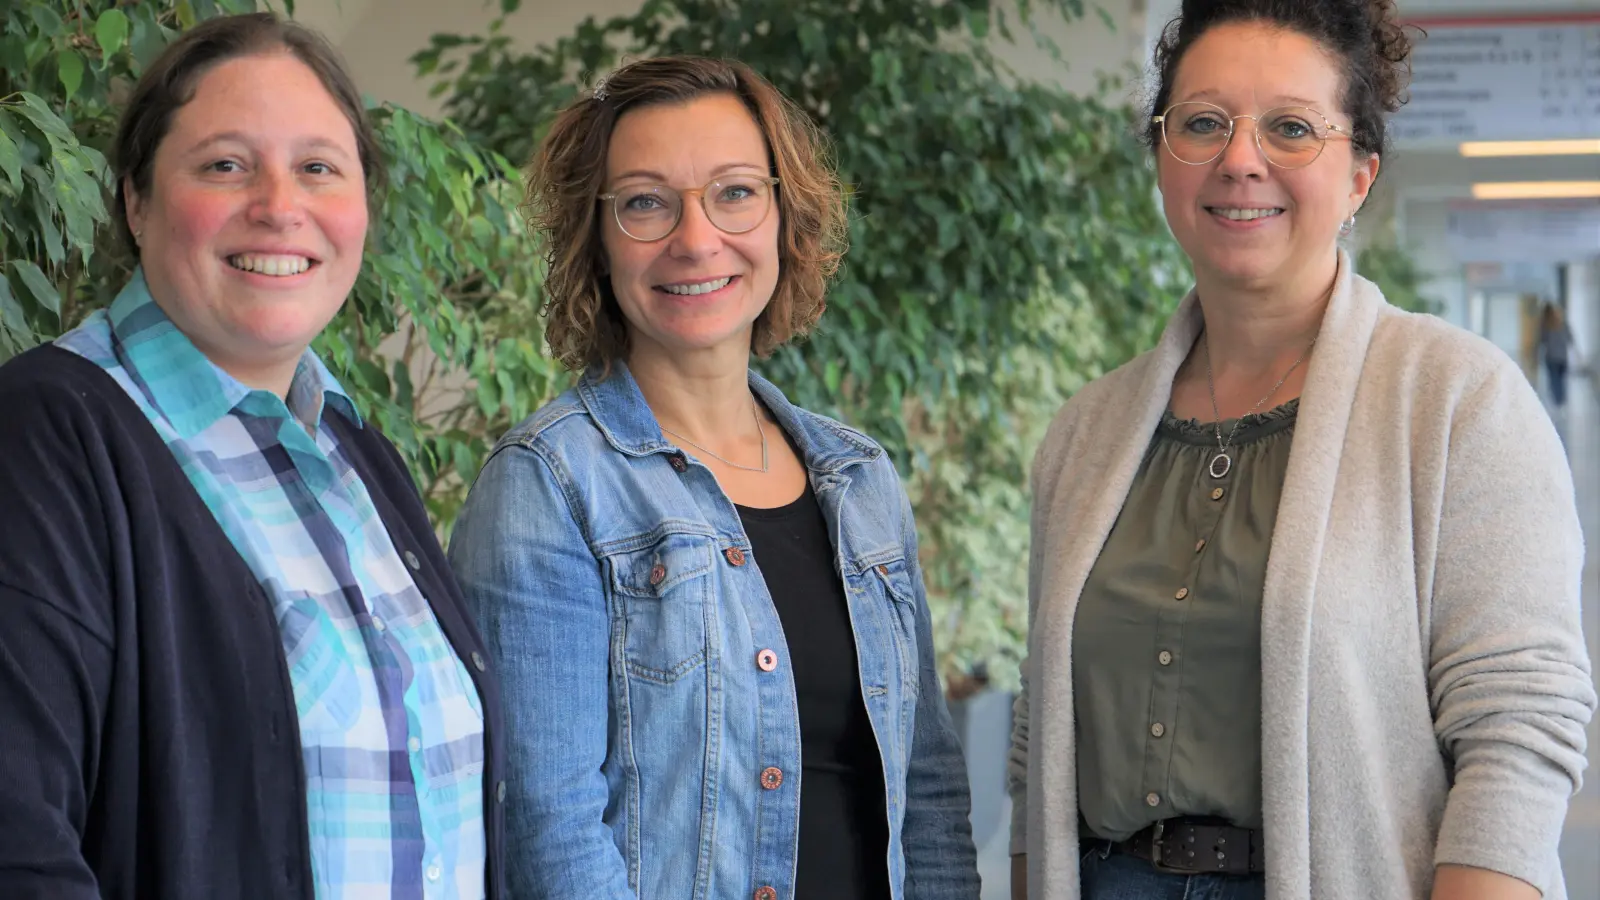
849, 554, 922, 700
606, 532, 716, 684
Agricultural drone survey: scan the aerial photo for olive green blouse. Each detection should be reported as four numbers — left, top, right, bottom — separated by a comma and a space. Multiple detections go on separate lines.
1072, 399, 1298, 841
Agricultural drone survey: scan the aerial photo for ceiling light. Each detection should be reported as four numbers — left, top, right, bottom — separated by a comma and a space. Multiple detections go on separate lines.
1459, 139, 1600, 157
1469, 181, 1600, 200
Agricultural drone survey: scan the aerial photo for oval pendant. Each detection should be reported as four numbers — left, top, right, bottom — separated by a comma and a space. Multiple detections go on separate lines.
1209, 452, 1232, 480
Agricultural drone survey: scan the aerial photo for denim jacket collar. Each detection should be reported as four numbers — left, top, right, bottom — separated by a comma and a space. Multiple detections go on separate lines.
576, 361, 883, 476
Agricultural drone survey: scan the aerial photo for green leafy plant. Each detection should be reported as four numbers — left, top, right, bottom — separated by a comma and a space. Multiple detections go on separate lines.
1355, 220, 1435, 315
1, 0, 556, 533
417, 0, 1189, 691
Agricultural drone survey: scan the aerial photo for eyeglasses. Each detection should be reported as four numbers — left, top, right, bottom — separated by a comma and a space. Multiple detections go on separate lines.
1152, 102, 1352, 169
598, 175, 780, 242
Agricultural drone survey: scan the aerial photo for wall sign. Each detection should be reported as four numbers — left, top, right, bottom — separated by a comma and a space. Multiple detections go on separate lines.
1393, 14, 1600, 147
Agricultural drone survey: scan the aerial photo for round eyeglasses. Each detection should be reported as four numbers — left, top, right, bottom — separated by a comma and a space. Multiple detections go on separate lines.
1152, 102, 1352, 169
598, 175, 780, 242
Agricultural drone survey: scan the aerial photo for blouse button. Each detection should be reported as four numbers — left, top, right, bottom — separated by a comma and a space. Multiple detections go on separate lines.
754, 888, 778, 900
760, 767, 784, 790
1195, 538, 1207, 553
724, 547, 747, 567
496, 780, 507, 803
1158, 650, 1173, 666
471, 651, 487, 672
1210, 487, 1225, 501
1174, 587, 1189, 601
1150, 722, 1166, 738
404, 550, 421, 571
756, 649, 778, 672
649, 564, 667, 587
1146, 792, 1162, 807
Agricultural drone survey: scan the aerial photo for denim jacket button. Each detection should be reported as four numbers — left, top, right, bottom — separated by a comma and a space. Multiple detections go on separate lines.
756, 649, 778, 672
754, 887, 777, 900
876, 564, 889, 576
724, 547, 746, 567
760, 767, 784, 790
649, 564, 667, 586
669, 454, 688, 473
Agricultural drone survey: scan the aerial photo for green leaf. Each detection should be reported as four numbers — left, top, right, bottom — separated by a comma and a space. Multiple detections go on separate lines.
13, 94, 76, 148
29, 4, 65, 37
0, 276, 28, 337
95, 9, 131, 60
0, 119, 21, 192
10, 260, 60, 318
56, 51, 85, 100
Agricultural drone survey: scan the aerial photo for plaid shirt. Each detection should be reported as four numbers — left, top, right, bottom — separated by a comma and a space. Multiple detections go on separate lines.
58, 272, 487, 900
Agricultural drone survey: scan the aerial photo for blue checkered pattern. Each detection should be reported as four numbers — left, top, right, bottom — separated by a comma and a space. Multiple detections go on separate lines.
58, 272, 487, 900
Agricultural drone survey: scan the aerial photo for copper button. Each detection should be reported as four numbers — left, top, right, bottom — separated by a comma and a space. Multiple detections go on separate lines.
760, 767, 784, 790
756, 649, 778, 672
1174, 587, 1189, 601
669, 454, 688, 473
876, 564, 889, 576
649, 564, 667, 587
725, 547, 747, 567
754, 888, 777, 900
1210, 487, 1225, 501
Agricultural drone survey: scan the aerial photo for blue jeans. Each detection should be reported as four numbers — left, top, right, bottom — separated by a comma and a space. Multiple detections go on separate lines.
1080, 841, 1266, 900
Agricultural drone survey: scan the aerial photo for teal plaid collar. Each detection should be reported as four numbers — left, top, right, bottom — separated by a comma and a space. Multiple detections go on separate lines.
106, 269, 361, 439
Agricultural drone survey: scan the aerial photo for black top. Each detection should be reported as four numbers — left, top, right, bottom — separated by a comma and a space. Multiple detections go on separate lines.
0, 345, 506, 900
737, 483, 891, 900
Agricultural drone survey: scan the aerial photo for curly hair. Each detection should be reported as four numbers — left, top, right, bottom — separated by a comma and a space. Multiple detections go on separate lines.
1145, 0, 1421, 167
525, 56, 849, 371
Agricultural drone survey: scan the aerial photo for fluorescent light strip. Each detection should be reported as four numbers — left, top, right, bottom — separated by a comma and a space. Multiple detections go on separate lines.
1470, 181, 1600, 200
1459, 139, 1600, 157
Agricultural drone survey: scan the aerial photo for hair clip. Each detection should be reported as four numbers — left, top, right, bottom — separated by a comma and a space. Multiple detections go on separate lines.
592, 74, 610, 103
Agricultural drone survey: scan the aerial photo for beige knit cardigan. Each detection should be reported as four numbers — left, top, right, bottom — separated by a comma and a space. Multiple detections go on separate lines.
1008, 253, 1595, 899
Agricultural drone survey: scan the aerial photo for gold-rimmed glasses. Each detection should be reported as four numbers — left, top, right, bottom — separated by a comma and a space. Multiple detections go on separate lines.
1152, 101, 1352, 169
599, 175, 780, 242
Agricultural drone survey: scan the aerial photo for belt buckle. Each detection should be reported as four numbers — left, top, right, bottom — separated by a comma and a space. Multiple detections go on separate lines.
1148, 819, 1192, 875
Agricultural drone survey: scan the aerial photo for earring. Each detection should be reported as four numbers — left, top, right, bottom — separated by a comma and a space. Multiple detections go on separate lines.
1339, 214, 1356, 237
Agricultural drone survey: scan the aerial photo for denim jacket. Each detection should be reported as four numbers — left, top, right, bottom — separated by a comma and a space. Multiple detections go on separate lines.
447, 364, 980, 900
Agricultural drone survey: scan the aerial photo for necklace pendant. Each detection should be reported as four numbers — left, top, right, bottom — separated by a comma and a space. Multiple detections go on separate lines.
1208, 451, 1232, 480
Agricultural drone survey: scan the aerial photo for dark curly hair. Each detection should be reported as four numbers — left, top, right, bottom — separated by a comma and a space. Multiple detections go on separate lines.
1145, 0, 1421, 167
526, 56, 849, 372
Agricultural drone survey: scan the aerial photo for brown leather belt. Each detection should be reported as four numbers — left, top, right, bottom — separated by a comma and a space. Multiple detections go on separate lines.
1102, 817, 1266, 876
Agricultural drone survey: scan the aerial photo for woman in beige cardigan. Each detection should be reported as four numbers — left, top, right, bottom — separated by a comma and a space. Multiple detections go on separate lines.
1008, 1, 1595, 899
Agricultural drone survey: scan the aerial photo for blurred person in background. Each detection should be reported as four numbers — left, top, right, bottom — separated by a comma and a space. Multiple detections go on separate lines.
447, 55, 980, 900
1007, 1, 1594, 898
0, 14, 504, 899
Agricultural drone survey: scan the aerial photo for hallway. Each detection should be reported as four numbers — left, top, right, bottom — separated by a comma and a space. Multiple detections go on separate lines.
1558, 368, 1599, 900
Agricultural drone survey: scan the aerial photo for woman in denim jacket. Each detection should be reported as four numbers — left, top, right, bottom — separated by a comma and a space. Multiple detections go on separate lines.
448, 56, 981, 900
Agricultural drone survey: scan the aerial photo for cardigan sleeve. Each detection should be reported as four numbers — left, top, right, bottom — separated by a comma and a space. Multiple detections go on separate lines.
0, 355, 118, 898
1426, 356, 1596, 892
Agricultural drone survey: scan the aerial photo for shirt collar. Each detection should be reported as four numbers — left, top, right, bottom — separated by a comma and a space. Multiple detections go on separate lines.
107, 268, 362, 439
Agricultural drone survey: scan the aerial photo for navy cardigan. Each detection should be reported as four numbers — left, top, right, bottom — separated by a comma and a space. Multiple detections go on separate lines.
0, 345, 505, 899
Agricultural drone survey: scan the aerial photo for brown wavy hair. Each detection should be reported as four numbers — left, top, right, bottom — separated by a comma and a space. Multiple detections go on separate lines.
526, 56, 848, 371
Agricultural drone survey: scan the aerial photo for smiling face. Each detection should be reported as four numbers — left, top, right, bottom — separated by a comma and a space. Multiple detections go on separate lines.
600, 92, 780, 366
125, 50, 369, 392
1158, 21, 1378, 292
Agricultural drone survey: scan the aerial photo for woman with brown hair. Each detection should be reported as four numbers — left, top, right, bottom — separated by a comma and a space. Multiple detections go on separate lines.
1007, 0, 1593, 898
0, 13, 504, 900
448, 56, 980, 900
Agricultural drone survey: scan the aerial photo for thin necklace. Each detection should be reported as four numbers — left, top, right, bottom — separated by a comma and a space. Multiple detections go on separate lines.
1204, 333, 1315, 479
659, 401, 770, 473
